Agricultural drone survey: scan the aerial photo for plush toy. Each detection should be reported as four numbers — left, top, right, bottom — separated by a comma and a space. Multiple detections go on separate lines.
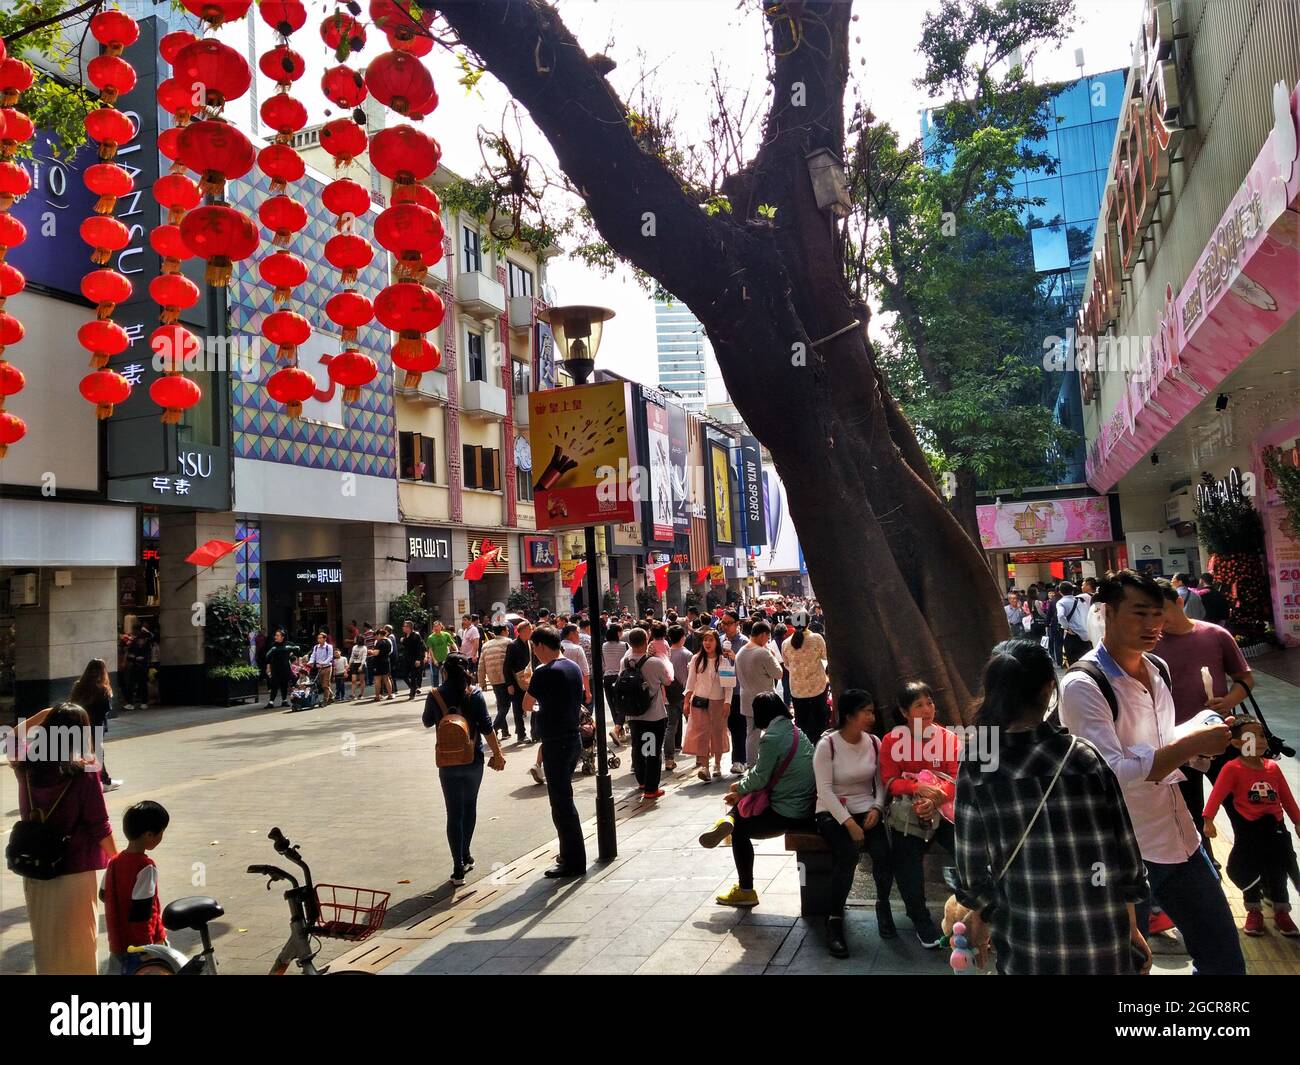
942, 894, 987, 973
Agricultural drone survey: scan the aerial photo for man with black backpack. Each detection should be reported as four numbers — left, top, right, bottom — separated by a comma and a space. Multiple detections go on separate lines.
617, 627, 673, 803
1055, 581, 1092, 665
1059, 569, 1245, 975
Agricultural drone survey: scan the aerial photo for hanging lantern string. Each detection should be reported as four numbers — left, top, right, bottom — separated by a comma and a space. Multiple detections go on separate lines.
0, 45, 34, 453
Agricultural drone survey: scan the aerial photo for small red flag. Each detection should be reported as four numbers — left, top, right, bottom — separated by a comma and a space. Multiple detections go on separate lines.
464, 539, 500, 582
694, 566, 711, 585
653, 563, 670, 597
185, 537, 250, 568
567, 560, 588, 595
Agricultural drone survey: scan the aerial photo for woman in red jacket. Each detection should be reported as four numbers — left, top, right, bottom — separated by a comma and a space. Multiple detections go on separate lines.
878, 681, 960, 949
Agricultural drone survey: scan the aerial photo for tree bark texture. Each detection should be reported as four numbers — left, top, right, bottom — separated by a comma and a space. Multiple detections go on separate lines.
435, 0, 1005, 722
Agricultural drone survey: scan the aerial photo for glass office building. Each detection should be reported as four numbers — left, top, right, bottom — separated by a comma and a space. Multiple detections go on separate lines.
922, 68, 1127, 482
654, 296, 709, 411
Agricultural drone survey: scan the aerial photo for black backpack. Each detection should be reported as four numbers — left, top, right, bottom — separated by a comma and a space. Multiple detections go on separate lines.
613, 654, 654, 718
1066, 654, 1171, 721
6, 776, 74, 881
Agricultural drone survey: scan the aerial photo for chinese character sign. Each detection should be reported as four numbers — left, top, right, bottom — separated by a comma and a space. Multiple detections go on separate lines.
531, 380, 637, 531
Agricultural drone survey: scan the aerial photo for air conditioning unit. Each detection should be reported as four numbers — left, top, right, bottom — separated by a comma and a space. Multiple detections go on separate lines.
10, 572, 37, 606
1164, 491, 1196, 526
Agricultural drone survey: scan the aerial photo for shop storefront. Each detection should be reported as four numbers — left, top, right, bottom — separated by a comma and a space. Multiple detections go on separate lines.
466, 533, 510, 618
265, 560, 343, 649
520, 533, 559, 613
977, 493, 1124, 591
405, 526, 453, 624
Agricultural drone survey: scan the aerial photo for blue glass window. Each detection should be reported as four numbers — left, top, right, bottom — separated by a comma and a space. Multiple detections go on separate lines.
1025, 177, 1065, 228
1053, 79, 1092, 128
1019, 129, 1059, 180
1031, 224, 1070, 272
1056, 124, 1094, 175
1089, 71, 1127, 122
1092, 119, 1119, 170
1066, 221, 1095, 266
1062, 171, 1101, 224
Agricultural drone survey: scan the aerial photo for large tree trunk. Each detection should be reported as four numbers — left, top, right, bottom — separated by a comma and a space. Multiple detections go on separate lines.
436, 0, 1005, 722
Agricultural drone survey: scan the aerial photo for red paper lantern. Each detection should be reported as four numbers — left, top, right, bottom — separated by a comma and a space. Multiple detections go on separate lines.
0, 262, 26, 299
0, 409, 25, 455
391, 182, 441, 212
321, 65, 367, 109
153, 173, 201, 224
391, 337, 441, 388
83, 162, 133, 213
179, 0, 253, 28
177, 120, 256, 194
327, 348, 378, 402
0, 311, 24, 350
158, 127, 183, 162
375, 203, 443, 276
262, 309, 311, 360
388, 30, 433, 57
258, 195, 307, 245
260, 45, 306, 85
374, 282, 444, 355
149, 273, 201, 323
370, 0, 435, 37
77, 318, 129, 367
150, 373, 202, 424
326, 290, 374, 342
322, 179, 370, 222
365, 51, 435, 117
0, 359, 24, 402
259, 252, 307, 302
0, 59, 34, 106
0, 159, 31, 208
259, 0, 307, 34
368, 125, 440, 184
173, 40, 252, 110
80, 268, 133, 313
151, 324, 203, 371
150, 224, 193, 262
87, 55, 137, 105
324, 233, 374, 285
79, 214, 130, 264
0, 107, 35, 154
157, 78, 198, 122
320, 13, 365, 51
180, 204, 259, 286
260, 94, 307, 135
159, 31, 199, 64
257, 143, 305, 192
267, 365, 317, 417
0, 211, 28, 254
90, 10, 140, 51
83, 108, 134, 159
318, 119, 368, 167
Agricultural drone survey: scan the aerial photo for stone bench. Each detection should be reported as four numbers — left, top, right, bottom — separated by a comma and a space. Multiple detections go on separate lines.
784, 830, 951, 919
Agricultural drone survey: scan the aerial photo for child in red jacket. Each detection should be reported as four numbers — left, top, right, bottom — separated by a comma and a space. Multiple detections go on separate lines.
1204, 718, 1300, 938
102, 801, 170, 973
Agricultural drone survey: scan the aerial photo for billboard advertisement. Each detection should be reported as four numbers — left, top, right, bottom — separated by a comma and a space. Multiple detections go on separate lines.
976, 495, 1113, 550
758, 463, 802, 573
531, 379, 638, 530
738, 435, 766, 548
668, 401, 689, 531
647, 399, 674, 541
708, 440, 735, 546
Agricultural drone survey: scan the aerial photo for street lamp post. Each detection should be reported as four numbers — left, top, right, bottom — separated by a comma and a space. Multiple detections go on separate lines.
538, 304, 619, 863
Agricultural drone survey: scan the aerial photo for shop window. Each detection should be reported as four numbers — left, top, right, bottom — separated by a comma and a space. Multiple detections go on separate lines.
399, 431, 436, 482
466, 330, 486, 382
462, 226, 482, 274
462, 445, 500, 491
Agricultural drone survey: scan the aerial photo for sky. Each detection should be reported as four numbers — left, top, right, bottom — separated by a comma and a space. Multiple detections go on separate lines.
212, 0, 1147, 388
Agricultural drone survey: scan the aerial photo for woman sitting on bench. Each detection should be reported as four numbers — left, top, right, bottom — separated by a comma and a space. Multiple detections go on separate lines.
814, 689, 894, 958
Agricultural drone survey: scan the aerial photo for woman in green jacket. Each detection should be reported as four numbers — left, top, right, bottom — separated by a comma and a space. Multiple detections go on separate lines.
700, 692, 816, 907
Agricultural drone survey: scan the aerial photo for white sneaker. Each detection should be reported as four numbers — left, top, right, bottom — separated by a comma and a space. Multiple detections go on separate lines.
530, 765, 545, 785
730, 763, 746, 775
103, 779, 123, 793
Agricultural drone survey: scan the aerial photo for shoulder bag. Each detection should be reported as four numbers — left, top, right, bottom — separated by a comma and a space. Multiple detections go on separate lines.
6, 774, 75, 881
735, 723, 801, 819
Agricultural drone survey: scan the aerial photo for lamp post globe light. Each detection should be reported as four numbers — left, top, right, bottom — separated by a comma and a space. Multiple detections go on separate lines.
540, 304, 620, 862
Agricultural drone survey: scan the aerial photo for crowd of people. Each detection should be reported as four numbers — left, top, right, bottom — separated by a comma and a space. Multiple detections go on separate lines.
8, 573, 1298, 976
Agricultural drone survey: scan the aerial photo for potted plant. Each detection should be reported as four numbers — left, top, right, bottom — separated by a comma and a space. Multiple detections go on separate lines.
203, 588, 262, 705
389, 589, 431, 633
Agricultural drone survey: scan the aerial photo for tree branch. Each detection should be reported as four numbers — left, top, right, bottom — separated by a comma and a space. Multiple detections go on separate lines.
3, 0, 104, 46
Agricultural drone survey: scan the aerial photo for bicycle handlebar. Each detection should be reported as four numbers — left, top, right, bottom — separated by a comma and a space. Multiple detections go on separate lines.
247, 863, 298, 889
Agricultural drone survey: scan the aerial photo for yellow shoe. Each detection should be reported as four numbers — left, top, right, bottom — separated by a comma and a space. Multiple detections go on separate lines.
698, 817, 734, 848
715, 884, 759, 908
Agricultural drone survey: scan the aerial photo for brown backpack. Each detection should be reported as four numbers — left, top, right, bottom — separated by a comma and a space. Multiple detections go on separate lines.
429, 689, 477, 767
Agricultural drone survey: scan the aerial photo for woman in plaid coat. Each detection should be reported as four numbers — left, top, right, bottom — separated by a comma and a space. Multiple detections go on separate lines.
953, 640, 1152, 975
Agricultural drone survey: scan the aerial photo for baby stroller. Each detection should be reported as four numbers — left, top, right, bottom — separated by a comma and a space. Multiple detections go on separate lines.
288, 678, 319, 712
578, 707, 619, 774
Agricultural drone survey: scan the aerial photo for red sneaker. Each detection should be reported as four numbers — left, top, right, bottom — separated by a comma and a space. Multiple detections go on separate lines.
1275, 911, 1299, 937
1244, 910, 1265, 936
1148, 910, 1176, 935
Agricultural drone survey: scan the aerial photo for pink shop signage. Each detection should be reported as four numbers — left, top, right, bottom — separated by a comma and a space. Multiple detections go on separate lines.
977, 495, 1114, 550
1087, 81, 1300, 491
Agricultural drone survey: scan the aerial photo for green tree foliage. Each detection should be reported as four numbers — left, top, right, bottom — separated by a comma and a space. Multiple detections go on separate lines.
388, 589, 431, 633
203, 588, 261, 668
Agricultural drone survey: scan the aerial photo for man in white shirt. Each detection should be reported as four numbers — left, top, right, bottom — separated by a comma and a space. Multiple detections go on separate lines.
1059, 569, 1244, 975
1055, 581, 1092, 665
307, 632, 335, 706
560, 623, 591, 705
458, 614, 481, 666
735, 621, 784, 767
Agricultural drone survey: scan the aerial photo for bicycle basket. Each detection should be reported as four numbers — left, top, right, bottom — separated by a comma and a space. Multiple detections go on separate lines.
313, 884, 390, 941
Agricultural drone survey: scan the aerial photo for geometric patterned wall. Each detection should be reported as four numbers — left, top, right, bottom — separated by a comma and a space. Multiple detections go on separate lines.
226, 166, 396, 479
234, 518, 261, 605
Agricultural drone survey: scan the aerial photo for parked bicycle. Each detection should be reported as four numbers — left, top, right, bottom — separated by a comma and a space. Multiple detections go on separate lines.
129, 827, 389, 975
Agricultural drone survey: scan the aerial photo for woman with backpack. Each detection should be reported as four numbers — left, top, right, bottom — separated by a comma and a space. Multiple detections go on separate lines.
422, 654, 506, 886
814, 689, 894, 957
10, 702, 118, 973
682, 628, 734, 782
953, 640, 1151, 975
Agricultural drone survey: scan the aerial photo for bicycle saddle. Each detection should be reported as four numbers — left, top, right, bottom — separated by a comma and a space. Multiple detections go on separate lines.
162, 896, 225, 932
